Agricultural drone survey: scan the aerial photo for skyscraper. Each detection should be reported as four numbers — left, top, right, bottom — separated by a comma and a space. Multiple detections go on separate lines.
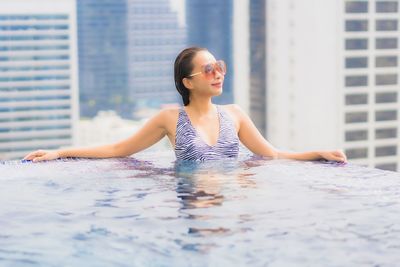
77, 0, 129, 118
0, 0, 79, 160
77, 0, 185, 118
127, 0, 186, 110
249, 0, 267, 136
186, 0, 234, 104
266, 0, 400, 171
343, 0, 399, 171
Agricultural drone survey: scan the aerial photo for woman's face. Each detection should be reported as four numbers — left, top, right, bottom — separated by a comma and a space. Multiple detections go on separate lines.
185, 50, 225, 97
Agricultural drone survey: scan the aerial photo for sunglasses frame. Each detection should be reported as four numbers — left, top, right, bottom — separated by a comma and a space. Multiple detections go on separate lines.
187, 60, 226, 78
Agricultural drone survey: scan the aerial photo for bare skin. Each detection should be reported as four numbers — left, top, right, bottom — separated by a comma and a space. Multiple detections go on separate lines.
24, 51, 347, 163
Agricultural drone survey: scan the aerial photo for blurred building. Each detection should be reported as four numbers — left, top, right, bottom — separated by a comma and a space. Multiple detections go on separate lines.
0, 0, 79, 160
186, 0, 234, 105
249, 0, 267, 136
343, 0, 399, 171
77, 0, 185, 119
128, 0, 185, 111
77, 110, 171, 150
77, 0, 130, 118
266, 0, 399, 171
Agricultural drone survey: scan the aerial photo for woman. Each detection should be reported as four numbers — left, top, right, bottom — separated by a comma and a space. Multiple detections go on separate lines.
24, 47, 347, 163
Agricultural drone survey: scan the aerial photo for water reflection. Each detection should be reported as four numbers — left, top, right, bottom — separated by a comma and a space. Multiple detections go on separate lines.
174, 159, 258, 210
175, 161, 226, 209
173, 159, 260, 243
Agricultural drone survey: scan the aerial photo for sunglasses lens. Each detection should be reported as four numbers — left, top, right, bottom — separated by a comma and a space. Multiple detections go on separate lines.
203, 63, 214, 75
200, 60, 227, 78
216, 60, 226, 74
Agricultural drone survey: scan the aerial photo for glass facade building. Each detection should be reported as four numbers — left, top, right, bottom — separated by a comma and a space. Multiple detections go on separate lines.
250, 0, 267, 136
127, 0, 185, 110
77, 0, 129, 118
186, 0, 234, 104
77, 0, 185, 118
0, 0, 79, 160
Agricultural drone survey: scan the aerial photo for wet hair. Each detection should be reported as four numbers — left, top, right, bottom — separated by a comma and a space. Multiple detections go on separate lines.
174, 47, 207, 106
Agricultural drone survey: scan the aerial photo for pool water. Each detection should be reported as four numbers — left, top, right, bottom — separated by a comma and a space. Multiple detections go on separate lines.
1, 151, 400, 267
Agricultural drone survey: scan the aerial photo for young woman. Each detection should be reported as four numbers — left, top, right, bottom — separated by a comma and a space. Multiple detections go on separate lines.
24, 47, 347, 163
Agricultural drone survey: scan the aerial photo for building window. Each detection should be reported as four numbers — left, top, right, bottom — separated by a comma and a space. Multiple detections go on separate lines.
375, 92, 397, 103
345, 94, 368, 105
376, 38, 398, 49
346, 1, 369, 13
375, 110, 397, 121
375, 145, 397, 157
346, 57, 368, 68
376, 19, 398, 31
345, 20, 368, 31
375, 74, 397, 85
376, 1, 398, 13
375, 163, 397, 171
375, 56, 398, 67
346, 112, 368, 123
345, 130, 368, 141
346, 148, 368, 159
346, 39, 368, 50
345, 75, 368, 87
375, 128, 397, 139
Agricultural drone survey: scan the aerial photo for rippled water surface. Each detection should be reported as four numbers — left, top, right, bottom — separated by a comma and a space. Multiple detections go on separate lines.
1, 151, 400, 267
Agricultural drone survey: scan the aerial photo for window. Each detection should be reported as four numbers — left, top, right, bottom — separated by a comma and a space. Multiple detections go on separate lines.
346, 1, 368, 13
376, 38, 398, 49
375, 163, 397, 171
346, 112, 368, 123
375, 92, 397, 103
345, 130, 368, 141
0, 45, 69, 52
376, 1, 398, 13
346, 57, 368, 68
375, 145, 397, 157
0, 35, 69, 41
346, 20, 368, 31
375, 128, 397, 139
375, 56, 398, 67
345, 94, 368, 105
375, 74, 397, 85
375, 110, 397, 121
0, 15, 68, 20
376, 19, 398, 31
346, 148, 368, 159
346, 39, 368, 50
345, 75, 368, 87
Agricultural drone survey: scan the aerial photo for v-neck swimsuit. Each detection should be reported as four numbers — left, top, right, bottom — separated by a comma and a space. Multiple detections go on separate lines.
175, 105, 239, 161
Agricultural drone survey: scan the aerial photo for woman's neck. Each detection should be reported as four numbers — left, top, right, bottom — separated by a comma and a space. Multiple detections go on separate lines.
186, 97, 215, 116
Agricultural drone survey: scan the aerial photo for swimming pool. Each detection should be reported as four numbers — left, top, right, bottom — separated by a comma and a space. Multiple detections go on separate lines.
1, 150, 399, 266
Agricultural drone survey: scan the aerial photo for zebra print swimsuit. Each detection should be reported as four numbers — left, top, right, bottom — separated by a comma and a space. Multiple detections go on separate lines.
175, 105, 239, 161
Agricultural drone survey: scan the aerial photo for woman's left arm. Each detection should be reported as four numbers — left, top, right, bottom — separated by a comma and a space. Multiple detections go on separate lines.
229, 105, 347, 162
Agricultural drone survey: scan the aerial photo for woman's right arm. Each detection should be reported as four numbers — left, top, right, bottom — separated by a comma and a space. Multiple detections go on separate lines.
24, 109, 171, 162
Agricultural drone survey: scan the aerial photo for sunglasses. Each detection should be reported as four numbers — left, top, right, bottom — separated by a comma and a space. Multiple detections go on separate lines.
187, 60, 226, 79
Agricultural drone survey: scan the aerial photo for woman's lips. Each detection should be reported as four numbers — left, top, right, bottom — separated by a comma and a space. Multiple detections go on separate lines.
211, 82, 222, 87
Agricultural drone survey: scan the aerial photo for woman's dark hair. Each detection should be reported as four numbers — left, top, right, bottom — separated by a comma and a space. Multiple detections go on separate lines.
174, 47, 207, 106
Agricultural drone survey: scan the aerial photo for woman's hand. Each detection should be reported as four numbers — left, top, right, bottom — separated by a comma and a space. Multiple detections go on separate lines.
318, 150, 347, 163
23, 150, 60, 162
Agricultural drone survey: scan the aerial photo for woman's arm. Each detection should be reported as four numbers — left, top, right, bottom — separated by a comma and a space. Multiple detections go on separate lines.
24, 109, 171, 162
229, 105, 347, 162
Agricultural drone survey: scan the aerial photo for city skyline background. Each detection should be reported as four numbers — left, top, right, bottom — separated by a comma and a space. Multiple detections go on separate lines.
1, 0, 399, 172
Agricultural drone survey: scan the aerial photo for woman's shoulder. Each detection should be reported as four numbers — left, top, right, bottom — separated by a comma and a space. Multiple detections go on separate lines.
218, 104, 245, 116
156, 105, 181, 122
217, 104, 245, 130
147, 106, 180, 131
